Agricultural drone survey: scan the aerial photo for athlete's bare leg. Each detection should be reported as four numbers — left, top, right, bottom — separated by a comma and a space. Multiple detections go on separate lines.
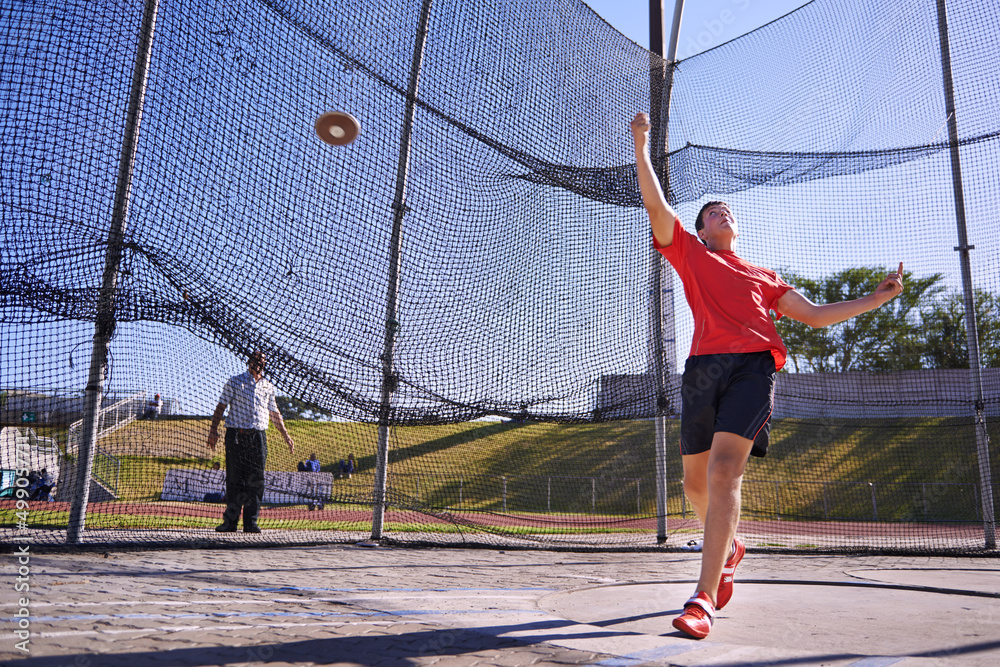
682, 431, 754, 604
681, 450, 710, 523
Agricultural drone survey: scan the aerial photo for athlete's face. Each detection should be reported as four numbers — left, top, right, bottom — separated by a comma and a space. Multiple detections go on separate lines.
698, 204, 738, 246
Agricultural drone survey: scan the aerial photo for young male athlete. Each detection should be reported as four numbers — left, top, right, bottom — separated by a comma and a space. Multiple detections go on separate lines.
629, 112, 904, 638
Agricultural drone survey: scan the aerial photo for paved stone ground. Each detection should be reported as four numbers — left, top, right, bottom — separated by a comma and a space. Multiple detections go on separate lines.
3, 543, 999, 666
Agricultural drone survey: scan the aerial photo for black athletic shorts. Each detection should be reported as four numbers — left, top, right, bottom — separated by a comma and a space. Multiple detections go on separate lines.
679, 350, 777, 458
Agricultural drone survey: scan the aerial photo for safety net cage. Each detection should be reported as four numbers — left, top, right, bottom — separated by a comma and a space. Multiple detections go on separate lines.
1, 0, 997, 554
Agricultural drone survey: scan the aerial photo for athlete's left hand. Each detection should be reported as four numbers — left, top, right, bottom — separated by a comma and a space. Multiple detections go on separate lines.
874, 262, 904, 303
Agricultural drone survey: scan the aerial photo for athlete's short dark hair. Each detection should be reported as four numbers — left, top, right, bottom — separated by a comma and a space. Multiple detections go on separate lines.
248, 349, 266, 371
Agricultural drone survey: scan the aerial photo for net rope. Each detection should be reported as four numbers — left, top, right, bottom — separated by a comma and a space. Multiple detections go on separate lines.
2, 0, 997, 552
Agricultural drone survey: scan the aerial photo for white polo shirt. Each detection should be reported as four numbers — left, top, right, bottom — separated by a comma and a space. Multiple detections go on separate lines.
219, 371, 278, 430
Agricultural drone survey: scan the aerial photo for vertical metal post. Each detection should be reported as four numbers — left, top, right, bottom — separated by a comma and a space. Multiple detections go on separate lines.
67, 0, 160, 544
650, 0, 684, 544
870, 483, 877, 521
935, 0, 995, 548
371, 0, 434, 541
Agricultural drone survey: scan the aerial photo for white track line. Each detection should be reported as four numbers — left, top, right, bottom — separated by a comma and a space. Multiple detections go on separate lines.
35, 620, 401, 639
2, 599, 282, 609
2, 591, 541, 609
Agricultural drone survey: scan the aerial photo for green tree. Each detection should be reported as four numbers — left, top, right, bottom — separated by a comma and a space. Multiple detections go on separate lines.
275, 396, 332, 421
923, 288, 1000, 369
777, 267, 945, 372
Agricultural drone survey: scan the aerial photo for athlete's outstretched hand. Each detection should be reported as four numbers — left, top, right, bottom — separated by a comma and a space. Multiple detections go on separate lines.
874, 262, 904, 304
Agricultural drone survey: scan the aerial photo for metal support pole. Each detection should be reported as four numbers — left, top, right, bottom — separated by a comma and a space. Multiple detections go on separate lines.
935, 0, 995, 548
67, 0, 160, 544
650, 0, 684, 544
870, 483, 877, 521
370, 0, 434, 541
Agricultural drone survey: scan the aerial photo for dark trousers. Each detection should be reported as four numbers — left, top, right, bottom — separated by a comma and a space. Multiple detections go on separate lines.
222, 428, 268, 526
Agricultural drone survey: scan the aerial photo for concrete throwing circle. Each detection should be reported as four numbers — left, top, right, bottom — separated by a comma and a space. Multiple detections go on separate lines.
538, 580, 1000, 662
845, 568, 1000, 595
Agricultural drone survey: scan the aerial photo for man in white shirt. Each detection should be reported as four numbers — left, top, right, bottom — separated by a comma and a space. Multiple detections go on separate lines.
144, 394, 163, 419
208, 350, 294, 533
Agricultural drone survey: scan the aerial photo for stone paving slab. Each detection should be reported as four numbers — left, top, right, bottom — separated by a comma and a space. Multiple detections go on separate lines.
2, 544, 999, 666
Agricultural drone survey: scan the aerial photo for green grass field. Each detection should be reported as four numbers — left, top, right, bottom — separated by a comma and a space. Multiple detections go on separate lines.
4, 416, 998, 530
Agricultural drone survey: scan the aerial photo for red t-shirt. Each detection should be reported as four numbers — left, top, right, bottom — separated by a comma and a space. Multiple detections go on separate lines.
655, 217, 794, 371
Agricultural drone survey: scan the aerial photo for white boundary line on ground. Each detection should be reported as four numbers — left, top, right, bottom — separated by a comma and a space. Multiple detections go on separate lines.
34, 620, 402, 639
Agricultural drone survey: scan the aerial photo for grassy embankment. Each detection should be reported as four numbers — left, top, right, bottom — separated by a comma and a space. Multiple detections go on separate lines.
4, 416, 997, 531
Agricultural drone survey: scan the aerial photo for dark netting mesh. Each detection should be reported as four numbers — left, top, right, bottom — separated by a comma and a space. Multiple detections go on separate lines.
2, 0, 997, 553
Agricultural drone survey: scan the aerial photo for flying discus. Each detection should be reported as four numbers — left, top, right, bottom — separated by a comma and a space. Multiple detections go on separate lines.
315, 111, 360, 146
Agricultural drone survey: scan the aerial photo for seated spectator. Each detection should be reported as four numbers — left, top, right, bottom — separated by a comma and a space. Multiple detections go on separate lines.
203, 462, 225, 502
25, 470, 41, 498
303, 453, 321, 473
29, 468, 53, 501
300, 454, 323, 510
144, 394, 163, 420
203, 491, 225, 503
338, 453, 356, 479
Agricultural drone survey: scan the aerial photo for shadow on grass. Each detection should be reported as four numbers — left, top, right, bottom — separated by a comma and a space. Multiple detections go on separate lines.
352, 421, 525, 472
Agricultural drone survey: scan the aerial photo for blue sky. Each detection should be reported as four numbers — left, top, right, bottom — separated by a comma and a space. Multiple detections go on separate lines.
583, 0, 808, 57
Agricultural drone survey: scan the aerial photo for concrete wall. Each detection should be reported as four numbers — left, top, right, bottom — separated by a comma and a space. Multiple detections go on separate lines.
0, 394, 88, 425
598, 369, 1000, 420
1, 391, 177, 424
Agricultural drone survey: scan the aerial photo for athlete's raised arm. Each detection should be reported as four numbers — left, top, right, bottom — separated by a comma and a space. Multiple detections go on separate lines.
630, 112, 677, 247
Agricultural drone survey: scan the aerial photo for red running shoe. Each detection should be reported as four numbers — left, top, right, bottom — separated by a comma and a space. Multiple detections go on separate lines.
672, 592, 715, 639
716, 537, 745, 610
